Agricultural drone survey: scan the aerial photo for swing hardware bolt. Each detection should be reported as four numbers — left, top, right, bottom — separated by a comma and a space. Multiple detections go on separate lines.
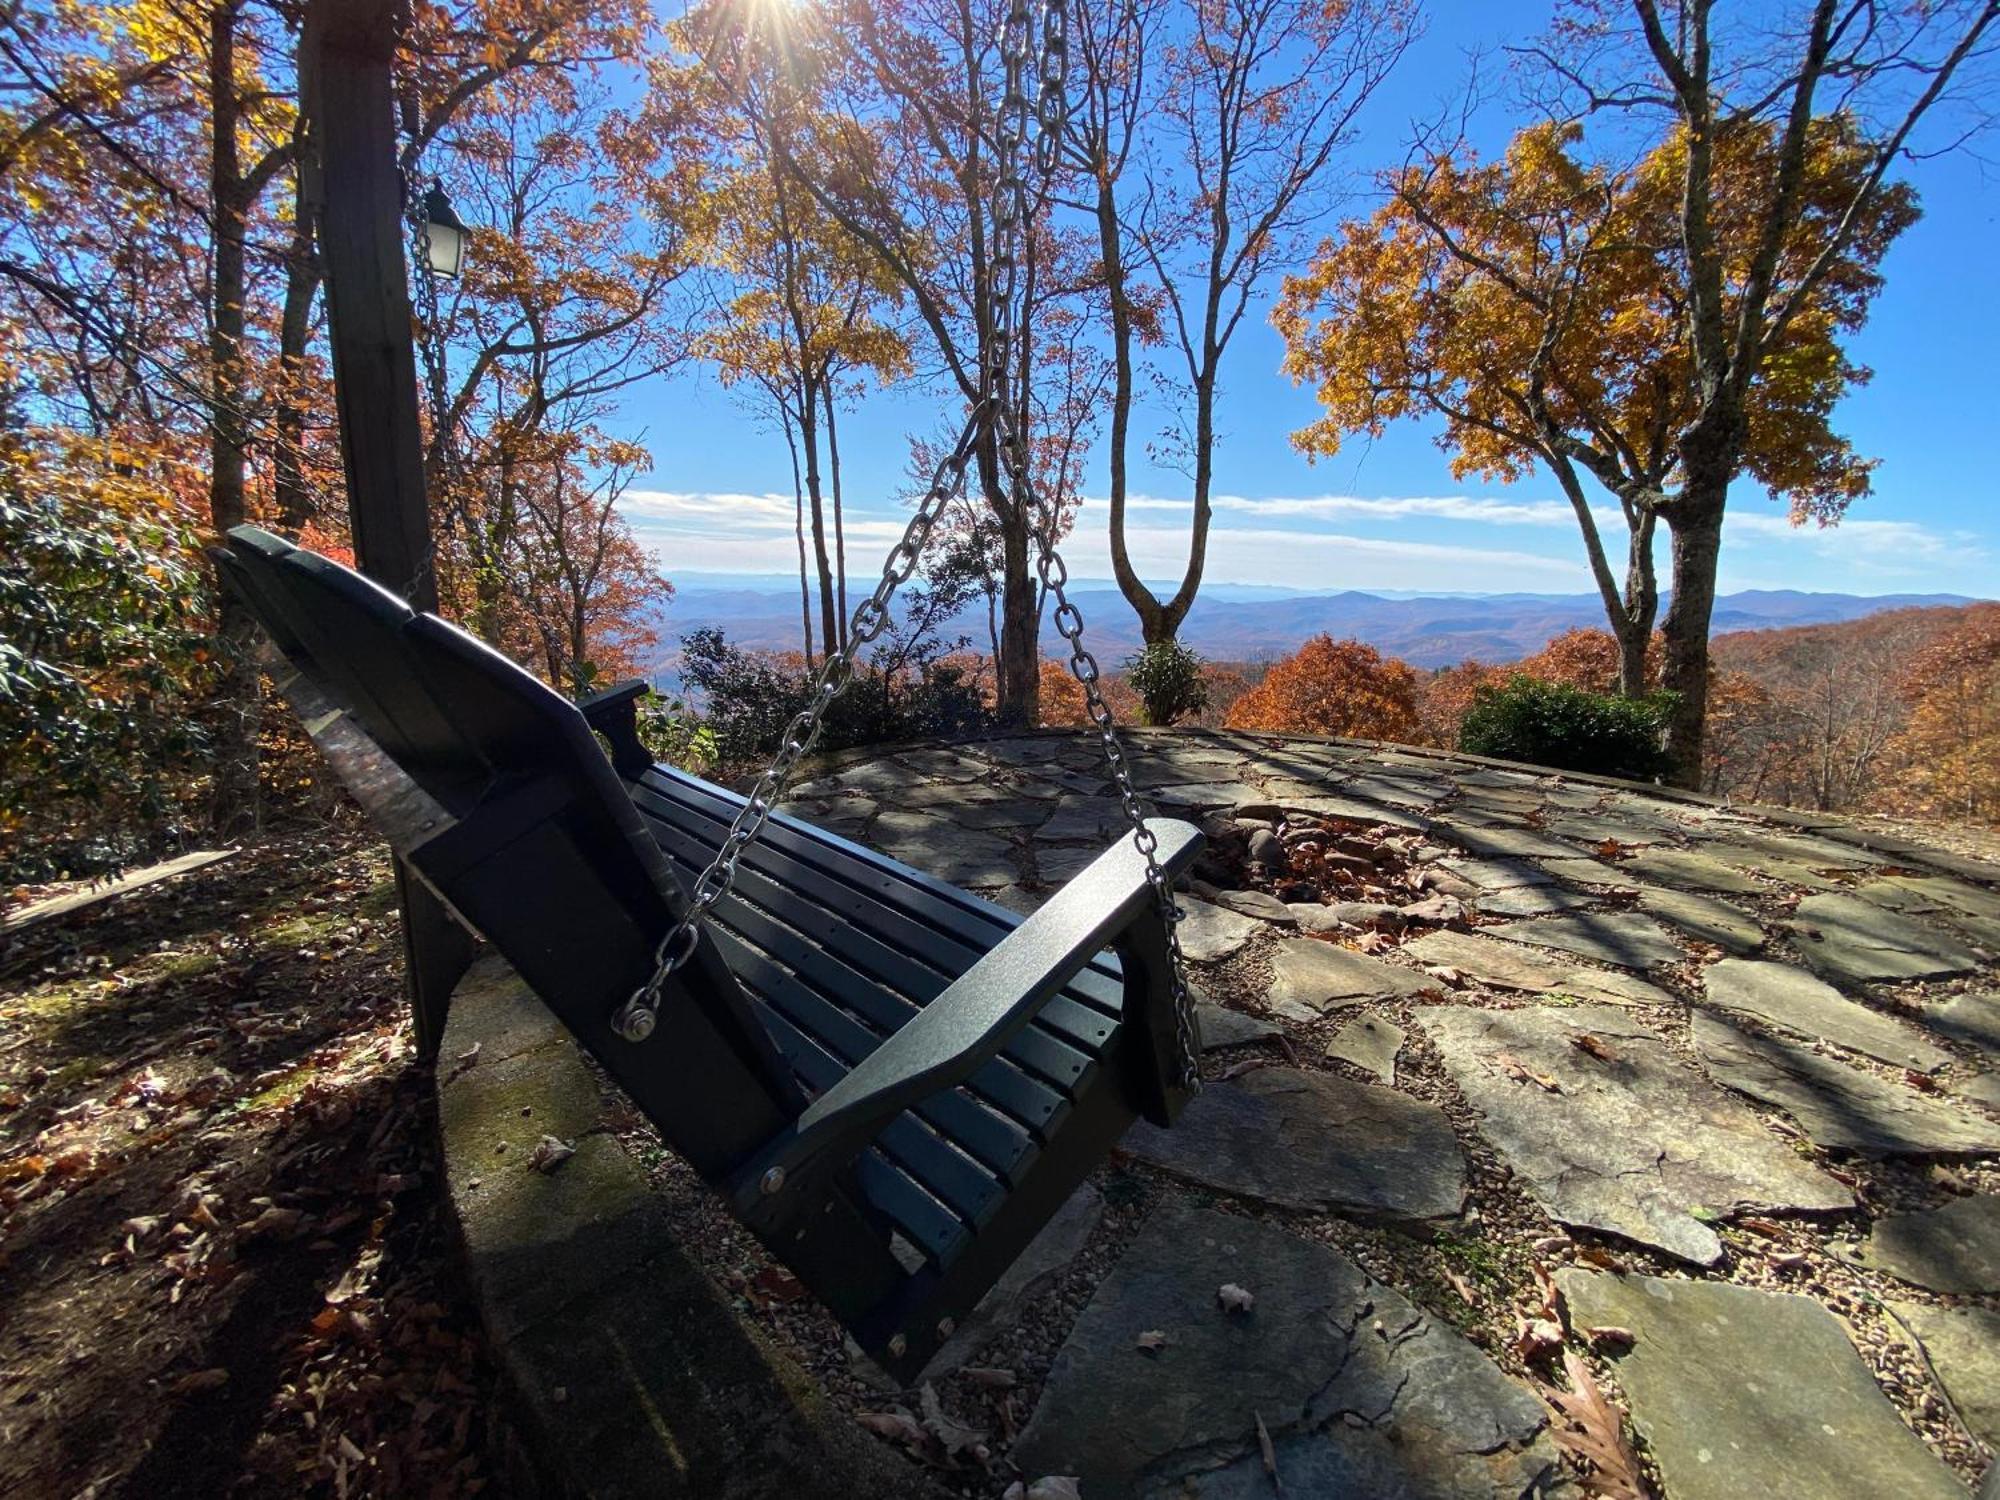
611, 1001, 656, 1043
937, 1318, 955, 1339
760, 1167, 786, 1196
888, 1335, 907, 1359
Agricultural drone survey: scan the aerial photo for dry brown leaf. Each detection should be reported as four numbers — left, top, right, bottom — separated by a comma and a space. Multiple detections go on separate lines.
1513, 1316, 1564, 1364
1545, 1350, 1647, 1500
1738, 1217, 1786, 1239
749, 1265, 806, 1305
1423, 964, 1465, 986
919, 1382, 986, 1458
1444, 1269, 1479, 1307
1135, 1329, 1169, 1353
1574, 1245, 1628, 1272
1218, 1057, 1269, 1081
1570, 1033, 1616, 1063
960, 1366, 1016, 1389
1217, 1282, 1256, 1315
170, 1367, 230, 1395
240, 1205, 307, 1240
526, 1135, 575, 1174
1255, 1409, 1280, 1490
858, 1409, 928, 1449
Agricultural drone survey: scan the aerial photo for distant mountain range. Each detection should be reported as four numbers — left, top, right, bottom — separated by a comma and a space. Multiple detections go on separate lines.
645, 577, 1984, 674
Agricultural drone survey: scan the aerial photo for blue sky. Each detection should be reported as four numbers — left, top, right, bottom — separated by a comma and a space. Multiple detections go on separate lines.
613, 2, 1998, 598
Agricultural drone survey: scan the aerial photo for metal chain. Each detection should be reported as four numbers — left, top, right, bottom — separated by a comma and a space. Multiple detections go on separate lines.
610, 418, 984, 1041
614, 0, 1200, 1096
988, 0, 1200, 1091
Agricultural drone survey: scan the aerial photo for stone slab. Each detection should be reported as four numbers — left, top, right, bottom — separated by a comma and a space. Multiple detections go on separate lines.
1014, 1203, 1560, 1499
1789, 893, 1982, 985
1539, 858, 1642, 892
869, 814, 1019, 887
1955, 1073, 2000, 1110
1401, 930, 1674, 1007
1693, 1013, 2000, 1157
1210, 888, 1296, 924
1474, 883, 1599, 917
1120, 1066, 1465, 1219
1432, 819, 1579, 860
1034, 797, 1125, 843
1404, 930, 1571, 991
1488, 912, 1686, 970
1176, 898, 1265, 962
1266, 937, 1437, 1013
1197, 1003, 1282, 1051
1894, 1302, 2000, 1450
1557, 1271, 1968, 1500
1836, 1196, 2000, 1293
1639, 886, 1766, 954
1436, 856, 1556, 891
1324, 1016, 1405, 1082
1701, 959, 1951, 1071
1422, 1006, 1851, 1264
1620, 848, 1766, 895
1930, 991, 2000, 1055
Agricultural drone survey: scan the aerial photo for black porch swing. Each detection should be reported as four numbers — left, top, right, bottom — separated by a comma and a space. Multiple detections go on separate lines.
218, 0, 1203, 1382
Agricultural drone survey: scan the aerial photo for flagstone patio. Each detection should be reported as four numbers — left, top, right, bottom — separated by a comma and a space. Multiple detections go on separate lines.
785, 729, 2000, 1497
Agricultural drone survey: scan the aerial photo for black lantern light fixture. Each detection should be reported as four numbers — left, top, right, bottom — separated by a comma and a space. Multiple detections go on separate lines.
420, 182, 468, 278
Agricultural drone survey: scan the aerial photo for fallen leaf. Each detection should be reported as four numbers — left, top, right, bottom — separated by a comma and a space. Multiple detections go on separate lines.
170, 1367, 230, 1395
1494, 1053, 1562, 1092
455, 1043, 481, 1065
749, 1265, 806, 1305
1514, 1316, 1564, 1364
960, 1366, 1016, 1389
858, 1409, 927, 1450
1738, 1217, 1786, 1239
1135, 1329, 1169, 1353
1254, 1409, 1280, 1490
526, 1135, 575, 1174
240, 1205, 307, 1240
1574, 1245, 1627, 1272
1422, 964, 1465, 985
1569, 1033, 1615, 1062
919, 1382, 986, 1458
1218, 1057, 1268, 1081
1544, 1349, 1646, 1500
1444, 1269, 1478, 1307
1217, 1282, 1255, 1315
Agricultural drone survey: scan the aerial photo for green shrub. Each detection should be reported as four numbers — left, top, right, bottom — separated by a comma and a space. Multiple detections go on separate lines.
1126, 639, 1209, 726
1458, 675, 1673, 782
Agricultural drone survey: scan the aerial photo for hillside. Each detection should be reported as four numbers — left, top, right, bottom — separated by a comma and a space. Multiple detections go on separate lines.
644, 579, 1982, 677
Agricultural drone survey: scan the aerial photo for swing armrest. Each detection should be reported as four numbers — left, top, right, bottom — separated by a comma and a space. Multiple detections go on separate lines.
731, 818, 1203, 1215
579, 678, 653, 776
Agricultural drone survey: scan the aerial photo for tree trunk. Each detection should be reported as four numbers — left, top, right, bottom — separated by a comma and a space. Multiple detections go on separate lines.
797, 383, 838, 661
1095, 167, 1162, 643
782, 405, 812, 663
822, 380, 848, 651
272, 201, 321, 533
996, 510, 1039, 726
1660, 488, 1726, 788
207, 0, 260, 839
1617, 508, 1660, 697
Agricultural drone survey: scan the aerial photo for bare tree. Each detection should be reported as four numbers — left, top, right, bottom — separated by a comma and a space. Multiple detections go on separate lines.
1081, 0, 1413, 645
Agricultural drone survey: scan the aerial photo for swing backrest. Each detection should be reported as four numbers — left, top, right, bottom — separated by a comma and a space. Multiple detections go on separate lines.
218, 526, 804, 1176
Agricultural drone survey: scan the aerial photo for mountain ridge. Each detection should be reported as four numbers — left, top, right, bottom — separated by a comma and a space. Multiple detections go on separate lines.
645, 579, 1982, 671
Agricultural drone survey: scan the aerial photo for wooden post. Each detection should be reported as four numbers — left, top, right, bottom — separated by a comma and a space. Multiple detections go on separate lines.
303, 0, 474, 1055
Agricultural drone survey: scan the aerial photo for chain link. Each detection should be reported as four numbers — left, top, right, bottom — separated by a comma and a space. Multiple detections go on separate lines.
987, 0, 1200, 1091
613, 0, 1200, 1096
609, 418, 984, 1041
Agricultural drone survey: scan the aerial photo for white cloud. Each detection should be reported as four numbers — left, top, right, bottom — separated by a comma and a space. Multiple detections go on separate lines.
1117, 492, 1585, 526
620, 484, 1987, 594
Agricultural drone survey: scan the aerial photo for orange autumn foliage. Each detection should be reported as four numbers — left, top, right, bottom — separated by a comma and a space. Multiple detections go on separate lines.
1880, 605, 2000, 824
1225, 636, 1420, 742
